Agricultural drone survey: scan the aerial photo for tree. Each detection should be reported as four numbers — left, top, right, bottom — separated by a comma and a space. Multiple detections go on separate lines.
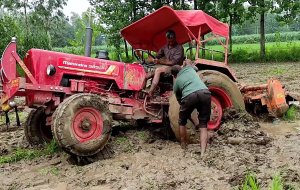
89, 0, 152, 60
68, 10, 103, 53
273, 0, 300, 24
217, 0, 247, 52
195, 0, 218, 16
247, 0, 274, 60
247, 0, 300, 61
0, 0, 68, 55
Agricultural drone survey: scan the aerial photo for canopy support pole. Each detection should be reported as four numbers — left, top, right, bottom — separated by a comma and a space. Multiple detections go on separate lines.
195, 28, 202, 59
224, 37, 229, 65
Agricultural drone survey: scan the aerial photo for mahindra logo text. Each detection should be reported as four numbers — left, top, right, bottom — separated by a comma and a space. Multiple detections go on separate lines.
62, 60, 107, 70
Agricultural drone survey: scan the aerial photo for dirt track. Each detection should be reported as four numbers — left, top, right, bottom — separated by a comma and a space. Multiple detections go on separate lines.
0, 62, 300, 190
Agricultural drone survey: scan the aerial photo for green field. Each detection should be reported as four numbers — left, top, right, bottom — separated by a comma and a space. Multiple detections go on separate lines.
53, 41, 300, 63
206, 41, 300, 52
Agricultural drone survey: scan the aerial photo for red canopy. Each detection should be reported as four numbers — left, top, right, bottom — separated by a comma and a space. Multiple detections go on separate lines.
121, 6, 229, 52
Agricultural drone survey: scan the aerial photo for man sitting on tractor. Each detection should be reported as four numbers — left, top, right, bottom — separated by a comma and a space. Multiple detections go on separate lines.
147, 30, 184, 96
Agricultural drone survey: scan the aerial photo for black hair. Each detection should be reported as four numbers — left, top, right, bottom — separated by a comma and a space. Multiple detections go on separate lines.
166, 29, 176, 39
171, 65, 182, 77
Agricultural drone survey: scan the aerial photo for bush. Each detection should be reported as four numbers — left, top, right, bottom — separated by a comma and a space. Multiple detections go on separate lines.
230, 42, 300, 63
52, 41, 300, 63
207, 32, 300, 45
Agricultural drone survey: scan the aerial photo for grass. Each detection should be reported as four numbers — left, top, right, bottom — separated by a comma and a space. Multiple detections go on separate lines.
283, 105, 299, 121
39, 166, 60, 176
0, 111, 28, 126
115, 136, 134, 153
136, 131, 149, 142
242, 172, 260, 190
201, 41, 300, 63
205, 41, 300, 52
267, 67, 287, 75
270, 173, 284, 190
240, 172, 298, 190
0, 140, 60, 164
52, 41, 300, 63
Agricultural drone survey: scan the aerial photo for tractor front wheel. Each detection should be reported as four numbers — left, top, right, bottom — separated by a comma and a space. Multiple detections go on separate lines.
168, 70, 245, 143
25, 107, 52, 146
52, 94, 112, 157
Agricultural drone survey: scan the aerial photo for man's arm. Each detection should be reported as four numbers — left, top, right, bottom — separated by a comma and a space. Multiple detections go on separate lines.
156, 47, 164, 59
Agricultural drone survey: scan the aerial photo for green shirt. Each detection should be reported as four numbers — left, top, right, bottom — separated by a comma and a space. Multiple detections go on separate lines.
173, 66, 208, 102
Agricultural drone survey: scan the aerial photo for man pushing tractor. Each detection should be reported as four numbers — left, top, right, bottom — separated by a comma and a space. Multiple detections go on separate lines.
0, 6, 298, 158
171, 61, 211, 156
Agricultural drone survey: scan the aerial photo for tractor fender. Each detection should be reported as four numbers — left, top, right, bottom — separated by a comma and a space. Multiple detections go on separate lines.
194, 61, 238, 82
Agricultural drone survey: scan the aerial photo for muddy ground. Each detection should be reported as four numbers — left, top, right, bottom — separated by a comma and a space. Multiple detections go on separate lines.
0, 62, 300, 190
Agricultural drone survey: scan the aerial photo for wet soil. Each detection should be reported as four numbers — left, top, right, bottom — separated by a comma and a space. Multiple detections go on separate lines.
0, 62, 299, 190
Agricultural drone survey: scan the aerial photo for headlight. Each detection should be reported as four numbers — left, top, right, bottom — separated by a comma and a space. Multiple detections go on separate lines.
46, 65, 56, 76
9, 101, 16, 108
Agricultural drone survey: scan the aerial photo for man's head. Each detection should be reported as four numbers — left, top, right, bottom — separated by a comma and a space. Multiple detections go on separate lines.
166, 30, 177, 47
171, 65, 182, 78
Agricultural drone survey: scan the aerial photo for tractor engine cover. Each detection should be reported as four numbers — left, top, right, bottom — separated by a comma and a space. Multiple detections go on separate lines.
23, 49, 146, 91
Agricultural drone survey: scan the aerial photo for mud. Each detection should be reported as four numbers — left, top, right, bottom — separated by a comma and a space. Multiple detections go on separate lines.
0, 62, 299, 190
0, 111, 299, 190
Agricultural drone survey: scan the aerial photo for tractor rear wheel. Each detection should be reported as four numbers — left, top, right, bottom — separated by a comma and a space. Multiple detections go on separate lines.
168, 70, 245, 143
52, 93, 112, 157
25, 107, 52, 146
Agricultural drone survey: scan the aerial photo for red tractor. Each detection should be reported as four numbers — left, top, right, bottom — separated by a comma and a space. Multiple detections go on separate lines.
0, 6, 297, 156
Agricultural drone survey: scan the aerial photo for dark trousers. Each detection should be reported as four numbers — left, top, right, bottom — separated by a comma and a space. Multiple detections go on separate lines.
178, 89, 211, 128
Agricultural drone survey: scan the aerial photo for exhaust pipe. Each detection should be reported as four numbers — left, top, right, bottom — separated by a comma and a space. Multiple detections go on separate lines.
84, 25, 93, 57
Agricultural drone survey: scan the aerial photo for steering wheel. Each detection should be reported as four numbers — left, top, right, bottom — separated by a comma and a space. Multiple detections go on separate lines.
185, 46, 196, 60
133, 49, 156, 65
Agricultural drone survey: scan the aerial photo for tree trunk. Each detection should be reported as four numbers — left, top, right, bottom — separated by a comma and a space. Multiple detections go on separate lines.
260, 11, 266, 61
24, 0, 29, 44
124, 39, 129, 60
194, 0, 197, 10
229, 14, 233, 53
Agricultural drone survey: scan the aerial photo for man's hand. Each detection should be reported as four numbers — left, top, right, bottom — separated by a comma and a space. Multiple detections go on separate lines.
146, 56, 155, 63
183, 59, 193, 67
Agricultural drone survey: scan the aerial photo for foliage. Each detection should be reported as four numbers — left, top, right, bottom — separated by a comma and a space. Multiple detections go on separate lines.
283, 105, 298, 121
0, 140, 60, 164
233, 13, 300, 36
54, 40, 300, 63
239, 171, 299, 190
273, 0, 300, 24
68, 10, 103, 51
270, 173, 284, 190
0, 0, 68, 55
39, 166, 60, 176
241, 172, 260, 190
230, 41, 300, 63
207, 32, 300, 45
245, 0, 300, 60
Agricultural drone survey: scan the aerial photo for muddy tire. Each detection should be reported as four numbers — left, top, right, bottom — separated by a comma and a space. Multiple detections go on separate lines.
169, 70, 245, 143
52, 93, 112, 157
25, 107, 52, 146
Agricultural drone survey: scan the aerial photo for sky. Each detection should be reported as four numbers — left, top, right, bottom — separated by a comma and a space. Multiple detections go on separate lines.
63, 0, 91, 17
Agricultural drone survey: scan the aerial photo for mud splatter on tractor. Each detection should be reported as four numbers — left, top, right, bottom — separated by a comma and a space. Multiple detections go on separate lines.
0, 6, 299, 156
